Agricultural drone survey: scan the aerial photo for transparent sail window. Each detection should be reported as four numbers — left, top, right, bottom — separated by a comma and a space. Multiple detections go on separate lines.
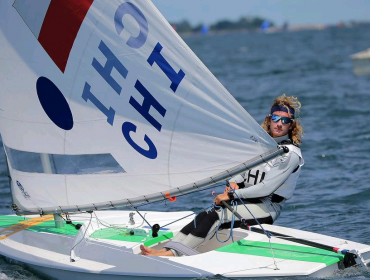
5, 146, 125, 174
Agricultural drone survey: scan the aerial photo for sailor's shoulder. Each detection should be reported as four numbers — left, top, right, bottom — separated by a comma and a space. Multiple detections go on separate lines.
278, 143, 304, 166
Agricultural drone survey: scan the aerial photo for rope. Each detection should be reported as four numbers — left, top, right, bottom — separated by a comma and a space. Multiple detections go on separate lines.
131, 206, 152, 228
69, 211, 93, 257
231, 189, 272, 238
161, 212, 196, 229
92, 211, 146, 230
214, 201, 236, 243
228, 185, 279, 270
133, 182, 226, 230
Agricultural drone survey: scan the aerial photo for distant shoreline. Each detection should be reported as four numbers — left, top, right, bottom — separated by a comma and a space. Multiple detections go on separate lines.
176, 22, 370, 36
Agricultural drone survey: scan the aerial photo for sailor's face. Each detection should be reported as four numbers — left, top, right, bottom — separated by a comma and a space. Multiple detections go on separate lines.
269, 111, 293, 138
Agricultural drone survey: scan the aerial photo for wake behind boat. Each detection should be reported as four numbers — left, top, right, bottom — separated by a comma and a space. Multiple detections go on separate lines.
0, 0, 369, 279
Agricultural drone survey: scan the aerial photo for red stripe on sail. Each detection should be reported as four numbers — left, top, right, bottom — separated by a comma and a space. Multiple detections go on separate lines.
38, 0, 94, 72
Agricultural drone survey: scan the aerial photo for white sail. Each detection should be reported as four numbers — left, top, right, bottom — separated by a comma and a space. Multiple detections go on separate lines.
0, 0, 278, 214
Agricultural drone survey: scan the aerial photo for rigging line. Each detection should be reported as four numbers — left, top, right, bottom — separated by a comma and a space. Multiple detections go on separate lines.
230, 200, 237, 243
133, 181, 226, 209
130, 213, 146, 228
69, 211, 93, 259
215, 202, 235, 243
161, 205, 213, 229
160, 212, 195, 229
214, 203, 224, 242
92, 212, 147, 230
93, 212, 115, 229
268, 237, 279, 270
212, 191, 236, 244
131, 181, 227, 229
158, 182, 229, 229
206, 204, 221, 241
230, 188, 271, 238
130, 206, 152, 228
226, 187, 279, 270
95, 215, 129, 230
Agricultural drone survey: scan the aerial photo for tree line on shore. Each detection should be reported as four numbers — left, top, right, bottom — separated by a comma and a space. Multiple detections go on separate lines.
170, 16, 274, 33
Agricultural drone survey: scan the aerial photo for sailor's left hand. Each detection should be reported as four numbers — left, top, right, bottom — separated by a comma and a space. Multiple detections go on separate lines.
223, 182, 239, 194
214, 193, 229, 205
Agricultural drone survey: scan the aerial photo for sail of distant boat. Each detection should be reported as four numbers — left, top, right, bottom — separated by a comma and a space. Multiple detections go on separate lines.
0, 0, 280, 215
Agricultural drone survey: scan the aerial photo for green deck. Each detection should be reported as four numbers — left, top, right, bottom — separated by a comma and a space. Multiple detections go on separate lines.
0, 216, 343, 265
90, 228, 174, 247
0, 216, 173, 246
216, 239, 343, 266
0, 215, 80, 235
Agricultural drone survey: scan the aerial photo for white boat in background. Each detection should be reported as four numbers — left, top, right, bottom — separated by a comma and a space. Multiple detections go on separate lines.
350, 48, 370, 75
0, 0, 369, 279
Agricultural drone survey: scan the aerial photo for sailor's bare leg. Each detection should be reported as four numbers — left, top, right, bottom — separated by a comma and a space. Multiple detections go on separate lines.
140, 245, 174, 256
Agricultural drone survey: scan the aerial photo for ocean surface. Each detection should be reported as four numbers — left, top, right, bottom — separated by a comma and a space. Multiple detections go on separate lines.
0, 26, 370, 279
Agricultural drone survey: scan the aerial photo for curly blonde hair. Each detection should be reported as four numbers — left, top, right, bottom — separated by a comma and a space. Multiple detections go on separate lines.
261, 94, 303, 146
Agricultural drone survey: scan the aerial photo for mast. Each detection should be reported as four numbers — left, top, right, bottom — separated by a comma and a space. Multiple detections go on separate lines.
40, 154, 63, 227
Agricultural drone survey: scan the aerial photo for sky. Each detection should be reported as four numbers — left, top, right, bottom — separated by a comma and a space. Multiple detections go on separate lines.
151, 0, 370, 27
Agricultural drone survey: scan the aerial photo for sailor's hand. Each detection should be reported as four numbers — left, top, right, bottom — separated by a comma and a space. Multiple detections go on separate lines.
224, 182, 239, 193
214, 193, 229, 205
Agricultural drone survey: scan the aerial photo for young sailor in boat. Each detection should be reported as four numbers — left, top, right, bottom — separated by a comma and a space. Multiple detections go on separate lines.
141, 94, 304, 257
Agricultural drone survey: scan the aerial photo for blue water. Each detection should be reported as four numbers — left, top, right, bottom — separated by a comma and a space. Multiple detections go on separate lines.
0, 26, 370, 279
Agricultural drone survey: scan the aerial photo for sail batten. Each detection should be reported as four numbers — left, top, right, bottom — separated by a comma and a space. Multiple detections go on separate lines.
1, 0, 278, 215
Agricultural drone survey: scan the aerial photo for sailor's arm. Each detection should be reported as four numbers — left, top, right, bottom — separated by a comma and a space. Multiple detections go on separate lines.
232, 151, 300, 199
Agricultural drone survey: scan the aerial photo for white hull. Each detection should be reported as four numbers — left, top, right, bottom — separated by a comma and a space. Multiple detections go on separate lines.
0, 211, 369, 279
350, 48, 370, 75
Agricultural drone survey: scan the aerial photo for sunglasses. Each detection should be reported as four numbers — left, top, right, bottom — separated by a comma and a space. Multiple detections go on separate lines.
270, 114, 294, 124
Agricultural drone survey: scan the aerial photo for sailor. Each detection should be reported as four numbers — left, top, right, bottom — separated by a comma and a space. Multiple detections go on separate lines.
141, 94, 304, 257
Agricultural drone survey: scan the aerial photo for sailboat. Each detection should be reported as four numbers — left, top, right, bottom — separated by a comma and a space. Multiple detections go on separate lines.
350, 48, 370, 76
0, 0, 369, 279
